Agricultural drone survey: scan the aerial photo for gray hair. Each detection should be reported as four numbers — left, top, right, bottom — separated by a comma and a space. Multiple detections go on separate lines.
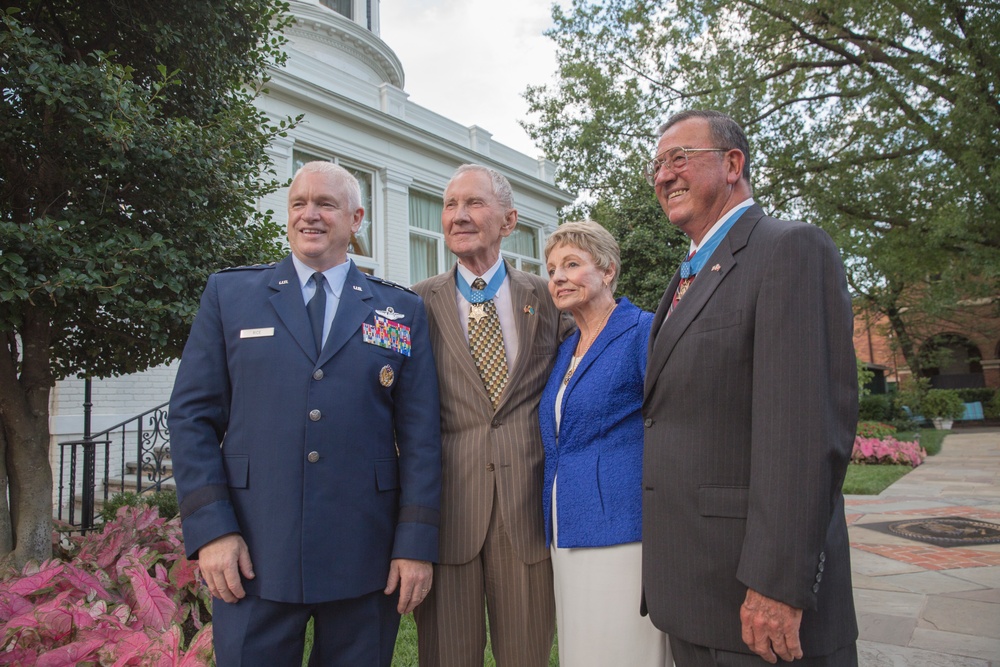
448, 164, 515, 212
292, 161, 362, 211
657, 110, 751, 184
545, 220, 621, 293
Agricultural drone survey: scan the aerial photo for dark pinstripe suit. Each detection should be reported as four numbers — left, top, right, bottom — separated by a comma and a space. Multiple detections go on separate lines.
642, 205, 859, 660
412, 262, 565, 666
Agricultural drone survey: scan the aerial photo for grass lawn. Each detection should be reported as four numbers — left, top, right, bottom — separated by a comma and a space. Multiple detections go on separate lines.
843, 428, 948, 495
842, 464, 912, 494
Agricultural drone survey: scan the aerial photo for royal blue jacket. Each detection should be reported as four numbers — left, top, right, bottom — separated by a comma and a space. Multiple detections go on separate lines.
540, 297, 653, 548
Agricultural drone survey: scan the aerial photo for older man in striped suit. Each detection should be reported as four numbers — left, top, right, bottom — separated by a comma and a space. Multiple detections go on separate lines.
412, 164, 568, 666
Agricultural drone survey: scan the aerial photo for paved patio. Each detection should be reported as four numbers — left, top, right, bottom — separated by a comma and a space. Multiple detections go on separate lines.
847, 427, 1000, 666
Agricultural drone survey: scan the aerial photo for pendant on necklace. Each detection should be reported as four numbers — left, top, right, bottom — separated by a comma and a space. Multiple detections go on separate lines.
562, 358, 580, 385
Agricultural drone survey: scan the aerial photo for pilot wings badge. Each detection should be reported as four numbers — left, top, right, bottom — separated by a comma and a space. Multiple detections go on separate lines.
375, 306, 405, 321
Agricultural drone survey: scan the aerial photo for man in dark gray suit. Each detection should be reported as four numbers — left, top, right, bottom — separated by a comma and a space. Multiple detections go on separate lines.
642, 110, 859, 666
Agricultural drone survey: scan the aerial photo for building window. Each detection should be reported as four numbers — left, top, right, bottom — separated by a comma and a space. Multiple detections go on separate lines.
502, 223, 543, 276
320, 0, 352, 19
409, 190, 454, 284
292, 150, 376, 272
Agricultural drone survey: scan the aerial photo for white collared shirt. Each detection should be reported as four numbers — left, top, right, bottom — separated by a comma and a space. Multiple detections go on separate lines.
687, 197, 755, 255
455, 257, 519, 371
292, 255, 351, 348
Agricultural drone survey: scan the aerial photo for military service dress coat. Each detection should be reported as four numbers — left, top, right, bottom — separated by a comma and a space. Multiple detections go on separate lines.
169, 256, 442, 604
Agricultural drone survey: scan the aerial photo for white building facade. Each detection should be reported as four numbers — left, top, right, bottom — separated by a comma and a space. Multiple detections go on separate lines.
49, 0, 572, 509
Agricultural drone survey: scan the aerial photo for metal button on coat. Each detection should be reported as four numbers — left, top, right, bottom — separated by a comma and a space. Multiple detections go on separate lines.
644, 418, 653, 427
313, 369, 324, 380
309, 409, 321, 421
307, 451, 320, 463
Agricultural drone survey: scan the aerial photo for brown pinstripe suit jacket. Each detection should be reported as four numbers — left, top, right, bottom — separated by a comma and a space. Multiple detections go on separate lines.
413, 263, 566, 565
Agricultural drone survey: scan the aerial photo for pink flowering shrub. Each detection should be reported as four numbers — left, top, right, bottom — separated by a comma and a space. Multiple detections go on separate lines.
852, 436, 926, 467
855, 421, 897, 439
0, 506, 213, 665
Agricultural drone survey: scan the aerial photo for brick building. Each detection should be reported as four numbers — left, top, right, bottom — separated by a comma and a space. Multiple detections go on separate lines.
854, 297, 1000, 391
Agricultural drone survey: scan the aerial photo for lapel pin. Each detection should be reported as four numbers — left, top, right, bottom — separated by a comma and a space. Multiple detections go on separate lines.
353, 285, 363, 291
711, 264, 721, 272
523, 305, 535, 315
278, 279, 289, 285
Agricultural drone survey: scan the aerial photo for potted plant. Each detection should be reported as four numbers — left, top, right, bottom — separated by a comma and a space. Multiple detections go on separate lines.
920, 389, 965, 430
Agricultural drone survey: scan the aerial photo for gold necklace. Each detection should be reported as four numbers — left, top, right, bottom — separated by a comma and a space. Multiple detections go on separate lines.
563, 302, 616, 385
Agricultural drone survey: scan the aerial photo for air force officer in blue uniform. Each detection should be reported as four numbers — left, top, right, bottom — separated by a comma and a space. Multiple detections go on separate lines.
169, 161, 442, 666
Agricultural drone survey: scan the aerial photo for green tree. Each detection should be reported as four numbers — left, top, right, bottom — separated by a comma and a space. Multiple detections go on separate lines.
525, 0, 1000, 366
0, 0, 294, 567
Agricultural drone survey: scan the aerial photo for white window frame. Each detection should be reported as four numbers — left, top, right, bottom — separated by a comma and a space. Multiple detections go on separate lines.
502, 222, 544, 276
407, 189, 454, 285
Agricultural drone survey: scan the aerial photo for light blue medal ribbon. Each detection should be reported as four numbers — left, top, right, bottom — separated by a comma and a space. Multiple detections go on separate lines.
680, 205, 751, 279
457, 261, 507, 303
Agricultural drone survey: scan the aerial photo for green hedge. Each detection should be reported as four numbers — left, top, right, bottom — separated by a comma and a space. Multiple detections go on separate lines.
99, 489, 178, 525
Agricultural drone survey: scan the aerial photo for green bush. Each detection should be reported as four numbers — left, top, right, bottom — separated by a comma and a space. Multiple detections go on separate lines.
894, 378, 929, 415
988, 392, 1000, 420
100, 489, 179, 525
858, 394, 892, 421
956, 387, 995, 404
856, 421, 896, 439
920, 389, 966, 420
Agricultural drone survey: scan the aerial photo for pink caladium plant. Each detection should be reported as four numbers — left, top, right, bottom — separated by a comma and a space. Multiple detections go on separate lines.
0, 506, 213, 665
852, 436, 927, 467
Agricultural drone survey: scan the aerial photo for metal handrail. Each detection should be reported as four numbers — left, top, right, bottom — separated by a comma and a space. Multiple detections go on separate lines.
56, 401, 173, 534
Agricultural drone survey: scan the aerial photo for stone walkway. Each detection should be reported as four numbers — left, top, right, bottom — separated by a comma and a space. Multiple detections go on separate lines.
847, 427, 1000, 666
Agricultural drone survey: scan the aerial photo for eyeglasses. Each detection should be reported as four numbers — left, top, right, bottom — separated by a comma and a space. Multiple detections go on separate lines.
643, 147, 727, 186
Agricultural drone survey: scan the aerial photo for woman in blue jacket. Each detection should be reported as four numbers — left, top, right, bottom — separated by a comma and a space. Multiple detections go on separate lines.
541, 220, 670, 666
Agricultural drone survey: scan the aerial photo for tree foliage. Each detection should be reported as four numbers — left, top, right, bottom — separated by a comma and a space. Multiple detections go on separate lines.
0, 0, 294, 567
524, 0, 1000, 366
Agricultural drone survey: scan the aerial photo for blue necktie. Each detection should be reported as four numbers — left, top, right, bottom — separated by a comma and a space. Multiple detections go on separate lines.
307, 272, 327, 355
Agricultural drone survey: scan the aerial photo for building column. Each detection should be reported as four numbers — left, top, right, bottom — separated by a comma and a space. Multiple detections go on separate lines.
981, 359, 1000, 390
382, 168, 414, 285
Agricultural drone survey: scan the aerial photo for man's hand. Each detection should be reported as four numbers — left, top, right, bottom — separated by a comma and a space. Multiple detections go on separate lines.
198, 533, 254, 603
384, 558, 433, 614
740, 588, 804, 664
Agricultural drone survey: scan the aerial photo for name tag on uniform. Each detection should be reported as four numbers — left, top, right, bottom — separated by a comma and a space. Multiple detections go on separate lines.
240, 327, 274, 339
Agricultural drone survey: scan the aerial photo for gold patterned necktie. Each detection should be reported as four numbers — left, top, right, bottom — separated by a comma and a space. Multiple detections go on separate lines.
468, 277, 508, 408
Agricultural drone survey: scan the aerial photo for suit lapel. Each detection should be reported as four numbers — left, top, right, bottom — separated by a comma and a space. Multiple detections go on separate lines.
425, 267, 486, 395
644, 206, 763, 400
566, 299, 632, 394
319, 262, 372, 365
268, 257, 317, 360
497, 265, 543, 410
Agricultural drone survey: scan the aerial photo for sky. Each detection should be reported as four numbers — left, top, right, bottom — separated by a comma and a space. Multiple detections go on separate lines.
379, 1, 563, 159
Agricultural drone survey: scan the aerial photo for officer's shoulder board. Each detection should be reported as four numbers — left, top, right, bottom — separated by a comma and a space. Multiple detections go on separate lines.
365, 274, 416, 295
219, 262, 277, 273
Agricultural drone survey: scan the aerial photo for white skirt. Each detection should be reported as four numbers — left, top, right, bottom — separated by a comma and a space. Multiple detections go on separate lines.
551, 479, 672, 666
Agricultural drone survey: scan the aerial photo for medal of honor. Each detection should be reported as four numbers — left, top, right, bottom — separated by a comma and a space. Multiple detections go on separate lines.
379, 364, 394, 387
677, 278, 692, 298
469, 303, 487, 322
